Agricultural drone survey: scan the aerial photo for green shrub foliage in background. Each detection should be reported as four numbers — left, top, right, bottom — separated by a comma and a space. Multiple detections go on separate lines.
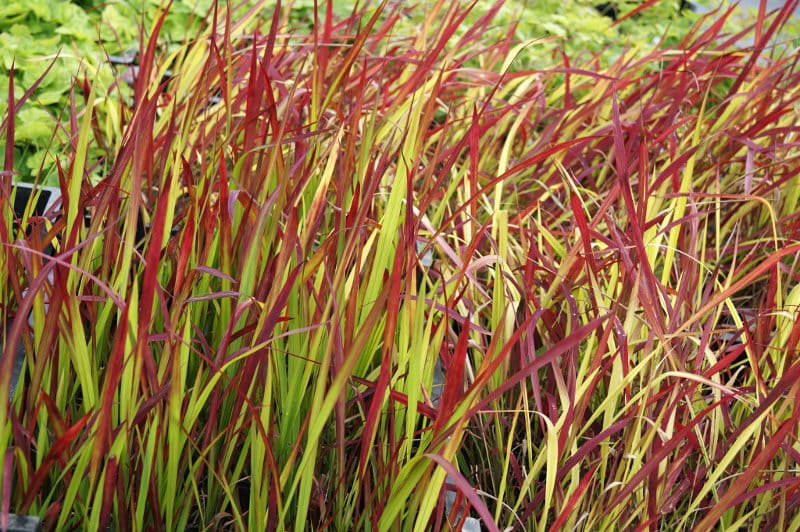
0, 0, 264, 181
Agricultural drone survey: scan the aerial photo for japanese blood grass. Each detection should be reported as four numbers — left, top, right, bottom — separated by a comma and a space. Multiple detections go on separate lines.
2, 0, 800, 530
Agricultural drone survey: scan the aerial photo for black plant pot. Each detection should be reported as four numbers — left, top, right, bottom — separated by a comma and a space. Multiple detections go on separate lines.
9, 182, 61, 222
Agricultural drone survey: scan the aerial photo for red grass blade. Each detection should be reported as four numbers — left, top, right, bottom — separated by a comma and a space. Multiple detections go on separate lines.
425, 453, 500, 532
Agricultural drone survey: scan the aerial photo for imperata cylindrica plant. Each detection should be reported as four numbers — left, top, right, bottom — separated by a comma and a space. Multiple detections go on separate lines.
1, 0, 800, 530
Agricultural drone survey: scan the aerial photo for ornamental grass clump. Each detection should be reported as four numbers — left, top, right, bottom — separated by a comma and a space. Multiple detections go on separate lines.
1, 0, 800, 529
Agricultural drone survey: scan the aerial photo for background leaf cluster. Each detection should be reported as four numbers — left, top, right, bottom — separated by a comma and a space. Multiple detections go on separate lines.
0, 0, 256, 180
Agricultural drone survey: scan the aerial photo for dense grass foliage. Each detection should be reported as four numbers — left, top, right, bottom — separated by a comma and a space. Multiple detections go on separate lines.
2, 0, 800, 529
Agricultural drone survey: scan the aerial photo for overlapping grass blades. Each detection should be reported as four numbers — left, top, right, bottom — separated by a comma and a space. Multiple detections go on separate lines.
1, 0, 800, 529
